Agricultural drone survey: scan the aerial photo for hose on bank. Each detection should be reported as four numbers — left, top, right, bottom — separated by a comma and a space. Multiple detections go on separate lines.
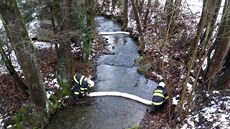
88, 91, 152, 106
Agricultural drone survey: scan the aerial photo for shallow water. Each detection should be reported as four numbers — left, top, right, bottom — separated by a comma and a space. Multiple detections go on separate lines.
45, 16, 157, 129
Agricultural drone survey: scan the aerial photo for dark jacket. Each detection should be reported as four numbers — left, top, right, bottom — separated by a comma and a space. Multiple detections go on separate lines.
73, 73, 89, 101
152, 86, 168, 107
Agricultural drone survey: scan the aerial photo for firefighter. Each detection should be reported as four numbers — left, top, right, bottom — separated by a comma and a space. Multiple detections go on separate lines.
150, 82, 168, 113
73, 73, 95, 102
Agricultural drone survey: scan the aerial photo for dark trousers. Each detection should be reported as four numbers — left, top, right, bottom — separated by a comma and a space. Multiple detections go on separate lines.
151, 100, 168, 112
74, 83, 81, 101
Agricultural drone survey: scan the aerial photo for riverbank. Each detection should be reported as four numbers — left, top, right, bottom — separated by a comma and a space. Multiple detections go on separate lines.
0, 33, 106, 128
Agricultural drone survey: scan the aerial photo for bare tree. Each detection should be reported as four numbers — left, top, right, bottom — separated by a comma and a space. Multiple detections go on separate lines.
0, 40, 28, 93
164, 0, 182, 31
178, 0, 209, 121
122, 0, 129, 30
82, 0, 95, 62
112, 0, 116, 10
0, 0, 47, 127
131, 0, 145, 54
50, 0, 73, 95
143, 0, 151, 32
205, 0, 230, 89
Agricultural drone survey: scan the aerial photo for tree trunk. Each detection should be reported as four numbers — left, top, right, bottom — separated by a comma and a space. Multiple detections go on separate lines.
131, 0, 145, 54
83, 0, 95, 62
179, 0, 208, 121
54, 0, 73, 95
0, 41, 28, 93
164, 0, 174, 27
131, 0, 142, 35
0, 0, 47, 127
165, 0, 182, 31
122, 0, 128, 30
137, 0, 145, 16
216, 66, 230, 89
143, 0, 151, 32
199, 0, 220, 50
112, 0, 116, 10
206, 0, 230, 89
201, 0, 221, 50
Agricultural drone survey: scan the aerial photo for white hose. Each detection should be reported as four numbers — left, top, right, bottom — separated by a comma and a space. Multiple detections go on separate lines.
88, 91, 152, 105
99, 31, 130, 35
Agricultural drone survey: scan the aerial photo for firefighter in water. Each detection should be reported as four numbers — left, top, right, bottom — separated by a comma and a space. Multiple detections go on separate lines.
150, 82, 168, 113
73, 73, 95, 102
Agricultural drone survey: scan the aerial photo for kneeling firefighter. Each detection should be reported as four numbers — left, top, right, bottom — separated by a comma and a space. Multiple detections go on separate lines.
72, 73, 95, 102
150, 82, 168, 113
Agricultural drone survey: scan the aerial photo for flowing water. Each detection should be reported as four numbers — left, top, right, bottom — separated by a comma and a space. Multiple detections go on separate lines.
45, 16, 157, 129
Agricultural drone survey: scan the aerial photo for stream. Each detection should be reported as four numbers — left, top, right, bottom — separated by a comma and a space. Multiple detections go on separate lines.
45, 16, 157, 129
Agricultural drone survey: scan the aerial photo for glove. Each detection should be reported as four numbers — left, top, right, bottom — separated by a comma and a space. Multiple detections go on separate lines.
84, 92, 89, 96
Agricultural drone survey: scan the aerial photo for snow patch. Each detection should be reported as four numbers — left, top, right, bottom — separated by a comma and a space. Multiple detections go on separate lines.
182, 95, 230, 129
187, 83, 193, 92
160, 55, 169, 63
152, 71, 163, 80
0, 115, 3, 129
46, 91, 54, 99
172, 97, 179, 105
33, 41, 54, 49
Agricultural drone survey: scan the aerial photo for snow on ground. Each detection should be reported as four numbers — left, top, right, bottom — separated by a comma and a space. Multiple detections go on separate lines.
0, 49, 21, 75
0, 20, 2, 27
44, 76, 59, 89
181, 93, 230, 129
32, 41, 54, 49
182, 0, 203, 15
28, 19, 40, 38
0, 41, 53, 75
155, 1, 230, 128
0, 116, 3, 129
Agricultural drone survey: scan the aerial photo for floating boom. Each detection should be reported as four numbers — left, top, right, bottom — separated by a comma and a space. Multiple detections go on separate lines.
99, 31, 130, 35
88, 91, 152, 105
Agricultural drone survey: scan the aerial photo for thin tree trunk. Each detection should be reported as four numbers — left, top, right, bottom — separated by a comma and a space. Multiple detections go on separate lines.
164, 0, 173, 12
179, 0, 208, 121
143, 0, 151, 32
122, 0, 129, 30
206, 0, 230, 89
0, 41, 28, 93
82, 0, 94, 62
185, 0, 208, 64
203, 0, 222, 49
55, 0, 73, 95
165, 0, 182, 31
131, 0, 145, 54
216, 66, 230, 89
164, 0, 174, 27
137, 0, 145, 16
131, 0, 142, 35
112, 0, 116, 10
